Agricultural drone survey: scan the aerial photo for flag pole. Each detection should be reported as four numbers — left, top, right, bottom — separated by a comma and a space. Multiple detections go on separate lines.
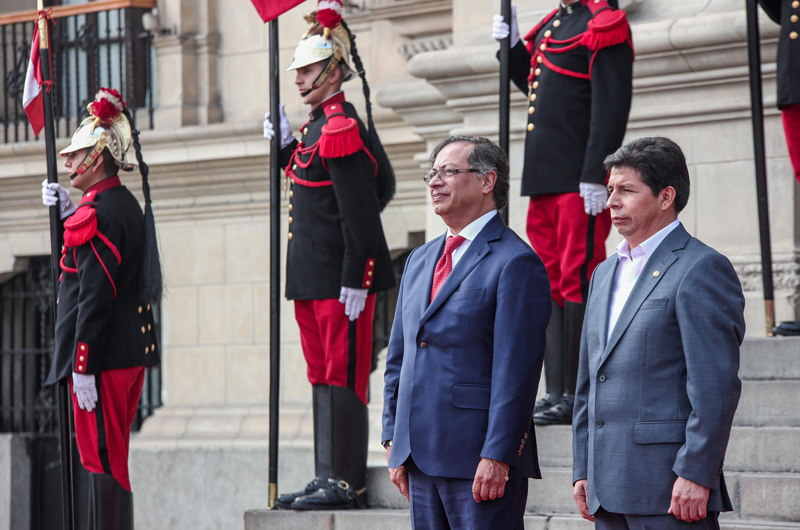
744, 0, 775, 336
499, 0, 511, 225
35, 1, 76, 528
268, 17, 281, 509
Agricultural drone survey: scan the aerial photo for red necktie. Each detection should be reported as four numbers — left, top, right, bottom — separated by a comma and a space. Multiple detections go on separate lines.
431, 235, 466, 302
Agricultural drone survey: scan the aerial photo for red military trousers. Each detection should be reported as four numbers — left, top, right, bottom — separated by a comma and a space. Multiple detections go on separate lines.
782, 103, 800, 183
294, 295, 376, 406
69, 366, 145, 492
527, 193, 611, 305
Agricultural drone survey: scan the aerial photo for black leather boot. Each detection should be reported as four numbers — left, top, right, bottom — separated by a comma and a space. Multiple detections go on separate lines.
535, 301, 585, 425
292, 386, 368, 510
87, 473, 133, 530
275, 385, 333, 509
534, 301, 564, 415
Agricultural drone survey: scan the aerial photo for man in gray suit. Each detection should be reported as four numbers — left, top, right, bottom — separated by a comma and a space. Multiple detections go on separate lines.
572, 137, 745, 530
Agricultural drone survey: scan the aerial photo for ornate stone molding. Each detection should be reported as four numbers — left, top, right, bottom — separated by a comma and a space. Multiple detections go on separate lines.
398, 34, 452, 61
734, 259, 800, 293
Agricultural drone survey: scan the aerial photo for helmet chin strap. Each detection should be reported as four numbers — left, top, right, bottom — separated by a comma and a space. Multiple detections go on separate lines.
70, 138, 108, 180
301, 54, 342, 98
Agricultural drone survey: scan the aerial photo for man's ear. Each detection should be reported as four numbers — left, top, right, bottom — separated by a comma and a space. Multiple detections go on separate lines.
91, 153, 105, 175
660, 186, 676, 211
481, 171, 498, 196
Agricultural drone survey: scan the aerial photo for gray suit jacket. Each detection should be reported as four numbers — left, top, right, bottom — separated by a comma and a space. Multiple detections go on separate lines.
572, 223, 745, 515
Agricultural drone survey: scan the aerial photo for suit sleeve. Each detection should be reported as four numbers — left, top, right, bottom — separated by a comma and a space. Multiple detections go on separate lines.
480, 251, 551, 467
758, 0, 781, 24
73, 215, 122, 375
672, 253, 745, 490
327, 149, 383, 289
381, 249, 415, 443
580, 42, 633, 185
572, 272, 596, 483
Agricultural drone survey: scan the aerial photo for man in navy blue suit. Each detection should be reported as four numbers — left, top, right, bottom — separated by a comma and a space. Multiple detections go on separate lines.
381, 136, 551, 529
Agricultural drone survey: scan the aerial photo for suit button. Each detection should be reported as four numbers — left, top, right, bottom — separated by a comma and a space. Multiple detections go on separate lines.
596, 419, 604, 428
420, 342, 428, 348
519, 444, 524, 450
523, 432, 528, 438
518, 450, 522, 455
599, 375, 607, 382
521, 438, 526, 444
527, 123, 534, 131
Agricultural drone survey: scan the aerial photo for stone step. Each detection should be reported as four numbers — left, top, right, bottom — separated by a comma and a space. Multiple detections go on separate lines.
244, 509, 800, 530
739, 338, 800, 380
736, 381, 800, 426
364, 467, 800, 522
527, 425, 800, 473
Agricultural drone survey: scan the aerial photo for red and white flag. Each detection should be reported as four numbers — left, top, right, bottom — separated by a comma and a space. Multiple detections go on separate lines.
250, 0, 306, 23
23, 22, 47, 137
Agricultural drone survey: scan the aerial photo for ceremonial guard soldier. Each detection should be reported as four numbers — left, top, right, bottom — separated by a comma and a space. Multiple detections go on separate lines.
759, 0, 800, 335
492, 0, 633, 424
263, 0, 396, 510
41, 88, 161, 530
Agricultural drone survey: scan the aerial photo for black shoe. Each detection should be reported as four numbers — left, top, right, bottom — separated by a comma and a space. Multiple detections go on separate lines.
290, 478, 367, 510
533, 394, 558, 415
773, 320, 800, 336
534, 395, 575, 425
275, 478, 327, 509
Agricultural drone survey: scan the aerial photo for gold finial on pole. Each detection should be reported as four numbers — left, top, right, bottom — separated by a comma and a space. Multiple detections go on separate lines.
37, 0, 49, 50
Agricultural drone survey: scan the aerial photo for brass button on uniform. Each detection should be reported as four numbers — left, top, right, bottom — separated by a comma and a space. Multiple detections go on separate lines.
138, 306, 143, 313
78, 365, 83, 371
145, 347, 149, 354
292, 164, 298, 170
289, 191, 294, 198
531, 94, 537, 102
534, 68, 541, 76
544, 30, 552, 38
794, 0, 799, 8
147, 304, 151, 311
527, 123, 535, 131
369, 260, 375, 266
80, 345, 86, 351
528, 106, 535, 114
330, 105, 337, 110
792, 14, 799, 22
303, 127, 308, 135
553, 19, 561, 27
152, 344, 155, 350
533, 81, 539, 89
539, 44, 546, 51
141, 326, 146, 334
289, 217, 293, 224
366, 280, 371, 286
288, 232, 293, 240
79, 356, 85, 362
148, 324, 152, 331
288, 204, 293, 211
368, 271, 373, 276
537, 56, 543, 63
792, 31, 799, 39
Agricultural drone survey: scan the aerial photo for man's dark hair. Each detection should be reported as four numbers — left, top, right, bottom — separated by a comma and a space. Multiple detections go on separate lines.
101, 148, 119, 177
603, 136, 690, 213
429, 136, 510, 211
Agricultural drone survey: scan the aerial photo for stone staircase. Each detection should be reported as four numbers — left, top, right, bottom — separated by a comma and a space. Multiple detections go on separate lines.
245, 337, 800, 529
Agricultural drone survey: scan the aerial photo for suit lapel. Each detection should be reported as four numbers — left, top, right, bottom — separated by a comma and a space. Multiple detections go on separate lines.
600, 224, 690, 367
416, 235, 446, 322
418, 215, 503, 328
591, 257, 618, 353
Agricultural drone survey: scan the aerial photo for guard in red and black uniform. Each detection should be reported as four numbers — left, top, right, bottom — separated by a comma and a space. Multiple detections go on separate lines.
41, 88, 162, 530
759, 0, 800, 335
493, 0, 633, 424
263, 0, 395, 510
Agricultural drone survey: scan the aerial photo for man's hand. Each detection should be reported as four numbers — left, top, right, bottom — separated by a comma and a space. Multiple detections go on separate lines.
579, 182, 609, 216
263, 103, 294, 149
573, 479, 595, 522
668, 476, 709, 522
72, 372, 97, 412
472, 458, 508, 502
491, 7, 519, 47
386, 445, 409, 503
339, 287, 369, 321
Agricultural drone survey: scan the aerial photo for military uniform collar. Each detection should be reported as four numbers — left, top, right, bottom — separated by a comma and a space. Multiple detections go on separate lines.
81, 175, 121, 203
558, 0, 584, 17
309, 91, 346, 121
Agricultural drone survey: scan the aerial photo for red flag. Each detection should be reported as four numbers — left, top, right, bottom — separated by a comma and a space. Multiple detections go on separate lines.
23, 21, 47, 137
250, 0, 306, 23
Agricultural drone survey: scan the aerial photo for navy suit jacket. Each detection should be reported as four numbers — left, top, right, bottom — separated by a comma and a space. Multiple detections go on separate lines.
382, 215, 551, 479
573, 223, 745, 515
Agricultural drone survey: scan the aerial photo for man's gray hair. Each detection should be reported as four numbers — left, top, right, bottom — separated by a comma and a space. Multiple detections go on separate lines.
429, 136, 510, 211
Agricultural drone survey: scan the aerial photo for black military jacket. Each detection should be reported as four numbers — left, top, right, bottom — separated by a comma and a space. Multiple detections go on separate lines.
280, 92, 395, 301
506, 0, 633, 196
760, 0, 800, 107
46, 176, 159, 385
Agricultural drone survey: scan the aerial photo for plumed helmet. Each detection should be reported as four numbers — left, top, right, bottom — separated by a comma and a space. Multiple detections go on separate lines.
59, 88, 135, 172
287, 1, 355, 85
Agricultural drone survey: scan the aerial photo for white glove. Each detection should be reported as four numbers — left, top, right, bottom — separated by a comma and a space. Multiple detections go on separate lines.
42, 179, 77, 219
263, 103, 294, 149
339, 286, 369, 322
492, 7, 519, 47
579, 182, 609, 216
72, 372, 98, 412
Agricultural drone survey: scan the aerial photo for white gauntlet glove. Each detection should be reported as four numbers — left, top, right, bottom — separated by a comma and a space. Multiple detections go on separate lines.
579, 182, 609, 216
72, 372, 98, 412
42, 180, 77, 219
263, 103, 294, 149
492, 6, 519, 47
339, 287, 369, 322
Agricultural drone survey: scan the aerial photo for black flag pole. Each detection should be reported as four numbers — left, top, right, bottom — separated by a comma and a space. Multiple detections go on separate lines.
35, 2, 76, 528
268, 17, 282, 509
744, 0, 776, 336
499, 0, 511, 224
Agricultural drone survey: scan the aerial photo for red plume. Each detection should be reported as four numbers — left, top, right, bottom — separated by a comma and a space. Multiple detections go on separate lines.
316, 0, 343, 29
88, 87, 126, 124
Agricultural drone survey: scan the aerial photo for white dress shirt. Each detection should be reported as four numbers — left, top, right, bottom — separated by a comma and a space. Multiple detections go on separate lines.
606, 219, 680, 343
446, 210, 498, 268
